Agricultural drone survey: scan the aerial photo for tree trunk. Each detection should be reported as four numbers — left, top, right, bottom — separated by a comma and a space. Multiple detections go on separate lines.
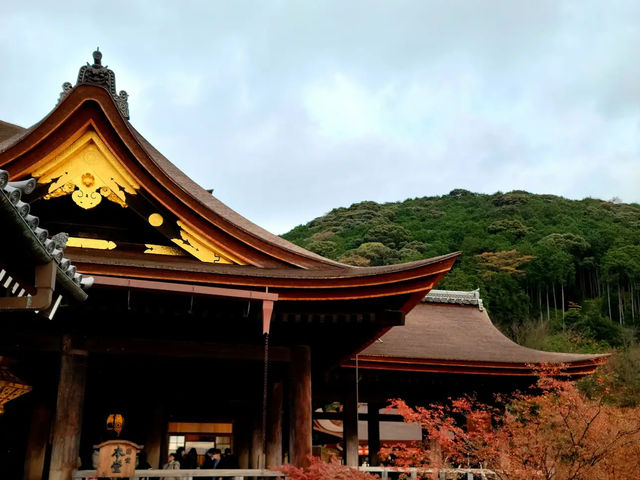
618, 281, 623, 325
539, 287, 543, 324
607, 282, 612, 321
630, 280, 635, 322
546, 287, 550, 323
561, 283, 565, 330
552, 281, 557, 322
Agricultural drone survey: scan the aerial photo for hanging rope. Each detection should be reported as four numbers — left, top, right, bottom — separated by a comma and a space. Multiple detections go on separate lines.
261, 331, 270, 468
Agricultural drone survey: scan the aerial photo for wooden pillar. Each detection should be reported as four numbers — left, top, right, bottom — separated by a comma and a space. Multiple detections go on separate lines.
343, 383, 359, 467
289, 346, 311, 467
266, 381, 283, 467
367, 402, 382, 466
159, 415, 169, 469
48, 336, 88, 480
24, 402, 53, 480
250, 410, 264, 469
144, 404, 165, 468
234, 416, 250, 469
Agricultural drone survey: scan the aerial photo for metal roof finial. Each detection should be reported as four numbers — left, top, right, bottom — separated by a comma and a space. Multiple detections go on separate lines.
93, 47, 102, 66
64, 49, 130, 119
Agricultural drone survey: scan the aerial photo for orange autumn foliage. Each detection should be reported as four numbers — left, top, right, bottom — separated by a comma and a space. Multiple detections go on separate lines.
276, 456, 379, 480
382, 370, 640, 480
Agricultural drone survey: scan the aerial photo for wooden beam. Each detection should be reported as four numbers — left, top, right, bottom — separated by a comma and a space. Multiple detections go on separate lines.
92, 275, 279, 301
0, 334, 292, 362
289, 346, 311, 467
312, 411, 404, 422
48, 336, 88, 480
0, 261, 55, 311
84, 338, 291, 362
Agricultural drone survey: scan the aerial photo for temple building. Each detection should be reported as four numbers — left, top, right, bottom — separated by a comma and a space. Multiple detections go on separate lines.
316, 289, 607, 466
0, 51, 606, 479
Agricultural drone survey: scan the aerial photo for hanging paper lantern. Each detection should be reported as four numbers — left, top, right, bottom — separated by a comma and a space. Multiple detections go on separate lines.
106, 413, 125, 437
0, 357, 32, 414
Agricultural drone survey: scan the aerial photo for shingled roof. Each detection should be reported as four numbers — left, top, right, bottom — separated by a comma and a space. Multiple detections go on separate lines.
0, 120, 24, 144
344, 290, 608, 376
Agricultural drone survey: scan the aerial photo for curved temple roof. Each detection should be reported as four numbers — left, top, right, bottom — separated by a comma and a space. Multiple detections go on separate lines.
0, 51, 459, 306
345, 290, 609, 376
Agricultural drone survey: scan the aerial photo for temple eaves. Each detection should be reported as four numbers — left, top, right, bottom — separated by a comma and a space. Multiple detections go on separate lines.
0, 168, 92, 317
58, 48, 130, 119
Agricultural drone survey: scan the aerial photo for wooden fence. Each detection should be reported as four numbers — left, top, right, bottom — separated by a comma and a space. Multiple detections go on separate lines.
360, 466, 497, 479
71, 469, 283, 479
359, 467, 497, 480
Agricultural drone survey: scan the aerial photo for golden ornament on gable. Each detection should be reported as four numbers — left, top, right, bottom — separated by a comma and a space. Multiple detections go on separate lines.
44, 182, 76, 200
31, 130, 140, 210
66, 237, 117, 250
144, 244, 185, 256
81, 172, 95, 187
171, 220, 244, 265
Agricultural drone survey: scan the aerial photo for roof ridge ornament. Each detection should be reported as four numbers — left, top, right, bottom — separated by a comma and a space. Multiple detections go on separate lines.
423, 288, 484, 311
58, 48, 130, 119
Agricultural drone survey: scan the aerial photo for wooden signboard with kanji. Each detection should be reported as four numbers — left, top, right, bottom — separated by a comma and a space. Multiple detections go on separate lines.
93, 440, 143, 478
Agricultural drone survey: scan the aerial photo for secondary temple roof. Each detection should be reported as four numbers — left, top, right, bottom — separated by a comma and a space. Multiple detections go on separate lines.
345, 290, 608, 376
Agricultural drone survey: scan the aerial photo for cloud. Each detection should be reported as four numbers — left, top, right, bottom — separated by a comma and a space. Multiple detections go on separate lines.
2, 1, 640, 234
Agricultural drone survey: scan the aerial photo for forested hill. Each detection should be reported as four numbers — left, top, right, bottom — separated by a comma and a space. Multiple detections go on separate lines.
283, 189, 640, 338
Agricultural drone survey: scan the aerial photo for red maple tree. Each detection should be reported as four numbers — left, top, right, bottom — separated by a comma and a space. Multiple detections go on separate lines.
382, 370, 640, 480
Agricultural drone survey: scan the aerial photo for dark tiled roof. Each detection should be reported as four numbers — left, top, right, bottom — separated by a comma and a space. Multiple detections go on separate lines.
0, 169, 92, 303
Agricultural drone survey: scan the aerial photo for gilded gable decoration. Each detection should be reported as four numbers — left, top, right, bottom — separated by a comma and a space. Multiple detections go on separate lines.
32, 131, 140, 210
171, 221, 245, 265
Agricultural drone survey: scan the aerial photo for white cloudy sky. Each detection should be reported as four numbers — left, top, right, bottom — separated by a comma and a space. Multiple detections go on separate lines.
2, 1, 640, 233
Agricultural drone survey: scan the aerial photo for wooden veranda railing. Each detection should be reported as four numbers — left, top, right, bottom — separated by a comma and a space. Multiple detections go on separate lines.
359, 466, 497, 479
71, 466, 497, 479
71, 469, 284, 479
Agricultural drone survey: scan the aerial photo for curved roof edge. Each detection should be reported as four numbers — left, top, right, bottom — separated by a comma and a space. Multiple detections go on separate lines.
0, 120, 25, 144
126, 122, 349, 269
345, 301, 609, 377
0, 85, 349, 269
